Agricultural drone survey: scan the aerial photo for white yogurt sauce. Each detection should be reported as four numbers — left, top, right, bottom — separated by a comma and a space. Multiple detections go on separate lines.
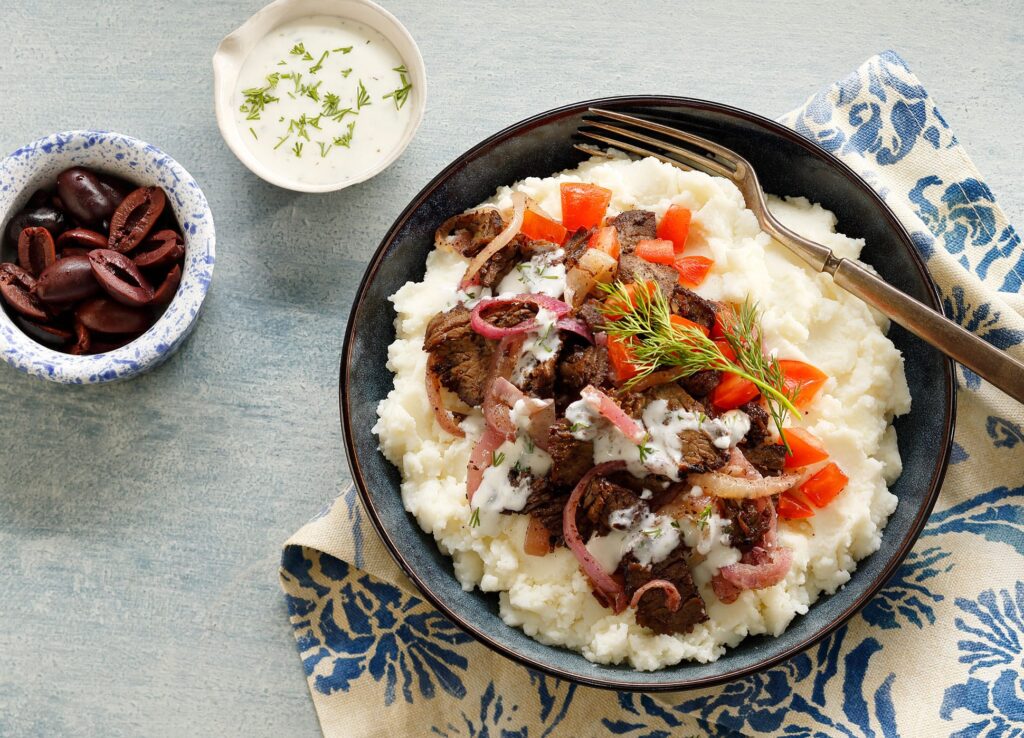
565, 397, 751, 480
497, 248, 567, 298
233, 15, 414, 185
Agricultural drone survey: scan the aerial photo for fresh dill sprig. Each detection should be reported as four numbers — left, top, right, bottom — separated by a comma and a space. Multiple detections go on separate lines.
598, 281, 799, 446
356, 79, 372, 109
468, 508, 481, 527
291, 140, 303, 158
289, 42, 313, 61
332, 120, 356, 148
382, 65, 413, 110
309, 50, 329, 74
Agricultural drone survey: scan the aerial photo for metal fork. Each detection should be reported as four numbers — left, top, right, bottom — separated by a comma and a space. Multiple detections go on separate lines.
577, 107, 1024, 405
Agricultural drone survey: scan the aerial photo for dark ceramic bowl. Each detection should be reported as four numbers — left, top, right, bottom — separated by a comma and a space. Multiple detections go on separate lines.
339, 96, 955, 690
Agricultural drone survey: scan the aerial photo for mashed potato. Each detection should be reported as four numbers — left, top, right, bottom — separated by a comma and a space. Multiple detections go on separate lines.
372, 154, 911, 669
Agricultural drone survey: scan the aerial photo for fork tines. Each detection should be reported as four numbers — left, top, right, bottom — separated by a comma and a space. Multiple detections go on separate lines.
576, 108, 739, 181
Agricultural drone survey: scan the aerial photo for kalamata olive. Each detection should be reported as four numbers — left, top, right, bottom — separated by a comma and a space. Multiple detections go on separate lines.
108, 186, 165, 253
151, 264, 182, 306
56, 228, 108, 252
35, 255, 100, 305
0, 263, 47, 321
56, 167, 118, 227
5, 203, 68, 244
16, 317, 72, 346
89, 249, 153, 306
134, 229, 185, 269
76, 297, 152, 334
70, 320, 92, 355
18, 227, 57, 276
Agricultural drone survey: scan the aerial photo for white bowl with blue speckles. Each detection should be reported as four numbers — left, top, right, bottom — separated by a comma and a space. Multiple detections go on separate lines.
0, 130, 215, 384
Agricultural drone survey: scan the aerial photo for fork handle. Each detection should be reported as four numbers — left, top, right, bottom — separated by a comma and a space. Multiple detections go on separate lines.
828, 258, 1024, 404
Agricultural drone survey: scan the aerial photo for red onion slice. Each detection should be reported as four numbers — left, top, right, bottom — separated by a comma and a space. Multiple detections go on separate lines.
580, 385, 646, 444
425, 357, 465, 438
460, 192, 526, 289
563, 461, 629, 613
470, 294, 573, 340
467, 426, 506, 503
713, 546, 794, 603
629, 579, 682, 612
556, 317, 594, 344
484, 377, 524, 440
481, 336, 525, 438
688, 470, 801, 499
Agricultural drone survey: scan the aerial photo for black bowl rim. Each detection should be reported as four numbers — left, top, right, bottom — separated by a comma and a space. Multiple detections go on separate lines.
338, 95, 956, 691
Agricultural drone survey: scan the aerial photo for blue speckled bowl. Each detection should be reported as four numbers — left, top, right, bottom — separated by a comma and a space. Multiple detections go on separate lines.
0, 130, 215, 384
340, 97, 955, 690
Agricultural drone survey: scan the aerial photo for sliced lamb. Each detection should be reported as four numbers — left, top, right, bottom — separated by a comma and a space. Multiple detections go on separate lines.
435, 209, 505, 256
610, 210, 657, 254
558, 342, 612, 396
679, 369, 721, 399
577, 476, 640, 539
618, 252, 678, 299
561, 226, 594, 270
622, 546, 708, 635
743, 443, 786, 477
669, 285, 717, 332
617, 382, 703, 418
424, 304, 494, 406
576, 298, 607, 334
740, 401, 771, 446
678, 429, 729, 473
522, 475, 568, 547
716, 496, 777, 552
547, 418, 596, 488
518, 353, 559, 398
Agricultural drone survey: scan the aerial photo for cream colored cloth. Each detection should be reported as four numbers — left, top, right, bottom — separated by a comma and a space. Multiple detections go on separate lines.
281, 51, 1024, 737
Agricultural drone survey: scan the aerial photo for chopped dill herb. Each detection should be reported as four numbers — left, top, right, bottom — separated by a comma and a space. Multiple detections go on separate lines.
277, 60, 287, 66
469, 508, 481, 527
340, 68, 353, 78
568, 422, 589, 433
318, 141, 332, 158
239, 80, 279, 121
525, 435, 535, 454
273, 134, 290, 150
289, 42, 313, 61
697, 503, 713, 530
636, 433, 654, 463
356, 79, 372, 109
333, 46, 353, 53
332, 121, 356, 148
248, 127, 257, 140
309, 50, 329, 74
641, 527, 662, 539
291, 140, 303, 158
300, 79, 322, 102
491, 451, 506, 467
381, 65, 413, 110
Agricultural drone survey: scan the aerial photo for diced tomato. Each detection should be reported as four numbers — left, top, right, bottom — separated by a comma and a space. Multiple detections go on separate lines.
587, 225, 620, 260
657, 204, 692, 252
635, 238, 676, 266
521, 209, 567, 244
675, 255, 714, 288
782, 428, 829, 468
560, 183, 612, 231
798, 462, 849, 507
607, 334, 640, 383
710, 372, 759, 410
778, 491, 815, 519
714, 338, 737, 363
604, 281, 656, 318
711, 304, 734, 339
669, 314, 710, 337
779, 360, 828, 410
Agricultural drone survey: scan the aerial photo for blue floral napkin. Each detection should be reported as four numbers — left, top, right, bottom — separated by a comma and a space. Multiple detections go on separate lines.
280, 51, 1024, 737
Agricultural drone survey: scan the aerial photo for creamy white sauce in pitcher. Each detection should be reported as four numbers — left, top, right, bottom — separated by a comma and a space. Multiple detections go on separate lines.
233, 15, 414, 185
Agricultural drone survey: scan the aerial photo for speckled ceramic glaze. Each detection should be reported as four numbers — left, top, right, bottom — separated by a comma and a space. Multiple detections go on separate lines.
340, 97, 955, 690
0, 130, 215, 383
